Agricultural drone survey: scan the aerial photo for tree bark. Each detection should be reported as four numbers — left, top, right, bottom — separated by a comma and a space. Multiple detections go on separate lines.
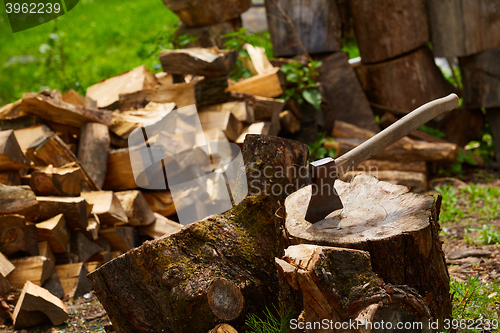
284, 174, 451, 323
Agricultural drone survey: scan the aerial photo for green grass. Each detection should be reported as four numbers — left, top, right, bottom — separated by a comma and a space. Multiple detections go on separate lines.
0, 0, 179, 106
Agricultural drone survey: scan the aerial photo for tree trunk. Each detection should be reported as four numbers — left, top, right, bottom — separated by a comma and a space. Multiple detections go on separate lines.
428, 0, 500, 57
355, 47, 456, 115
264, 0, 342, 57
284, 174, 451, 324
318, 52, 380, 134
88, 135, 309, 333
349, 0, 429, 64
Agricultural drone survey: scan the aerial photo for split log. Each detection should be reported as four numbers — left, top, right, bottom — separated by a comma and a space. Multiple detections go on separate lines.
21, 93, 112, 127
115, 191, 156, 227
37, 197, 90, 230
326, 138, 458, 163
284, 174, 451, 322
264, 0, 341, 57
209, 324, 238, 333
0, 99, 22, 119
13, 281, 69, 329
42, 270, 65, 299
195, 77, 230, 109
318, 52, 379, 134
230, 93, 286, 122
199, 110, 243, 142
460, 47, 500, 109
8, 256, 54, 289
161, 0, 250, 28
242, 44, 274, 76
177, 19, 242, 49
38, 241, 56, 265
428, 0, 500, 57
342, 170, 428, 192
200, 101, 255, 124
81, 191, 128, 226
160, 48, 237, 77
142, 191, 176, 217
277, 244, 431, 331
78, 122, 110, 188
30, 165, 81, 197
98, 227, 135, 253
0, 185, 39, 221
226, 68, 283, 98
70, 232, 102, 263
138, 213, 182, 239
0, 252, 14, 278
86, 65, 159, 110
349, 0, 429, 63
0, 215, 26, 255
279, 110, 301, 134
55, 263, 91, 300
62, 89, 96, 109
0, 130, 28, 171
88, 135, 309, 333
25, 222, 40, 256
355, 47, 456, 115
103, 148, 137, 191
35, 214, 69, 254
235, 122, 278, 144
26, 134, 99, 191
13, 124, 52, 153
85, 216, 100, 241
0, 114, 41, 131
118, 82, 195, 111
0, 170, 20, 185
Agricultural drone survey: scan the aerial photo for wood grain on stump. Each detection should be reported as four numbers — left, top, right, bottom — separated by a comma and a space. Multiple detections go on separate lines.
284, 174, 450, 323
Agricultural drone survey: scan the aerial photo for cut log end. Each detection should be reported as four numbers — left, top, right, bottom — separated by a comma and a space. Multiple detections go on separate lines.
207, 278, 244, 321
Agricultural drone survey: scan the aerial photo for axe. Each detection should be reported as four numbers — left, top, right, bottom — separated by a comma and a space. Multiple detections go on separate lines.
306, 93, 459, 223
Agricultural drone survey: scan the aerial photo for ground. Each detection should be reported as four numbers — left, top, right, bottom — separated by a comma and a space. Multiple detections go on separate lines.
3, 168, 500, 333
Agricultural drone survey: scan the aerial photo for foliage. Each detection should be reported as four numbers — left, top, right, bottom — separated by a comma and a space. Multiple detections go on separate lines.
435, 183, 500, 224
280, 60, 322, 111
450, 276, 500, 332
465, 225, 500, 245
308, 133, 336, 161
245, 303, 295, 333
341, 37, 360, 59
223, 28, 273, 82
0, 0, 179, 105
417, 124, 446, 138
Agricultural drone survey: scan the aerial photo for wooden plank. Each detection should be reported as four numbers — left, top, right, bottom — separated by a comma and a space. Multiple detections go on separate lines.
319, 52, 380, 133
264, 0, 342, 57
21, 92, 112, 128
0, 185, 39, 221
115, 191, 156, 226
226, 67, 283, 98
428, 0, 500, 57
36, 214, 69, 254
37, 197, 90, 230
160, 48, 237, 77
55, 263, 92, 300
13, 281, 69, 328
78, 123, 110, 188
81, 191, 128, 226
0, 130, 28, 171
86, 65, 159, 110
8, 256, 54, 289
138, 213, 182, 239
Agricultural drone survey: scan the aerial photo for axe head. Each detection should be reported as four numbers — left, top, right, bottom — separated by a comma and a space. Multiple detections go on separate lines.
305, 157, 344, 223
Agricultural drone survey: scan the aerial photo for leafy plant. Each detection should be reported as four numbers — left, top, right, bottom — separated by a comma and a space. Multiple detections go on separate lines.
308, 133, 336, 161
466, 225, 500, 245
280, 60, 322, 111
223, 28, 273, 81
245, 303, 295, 333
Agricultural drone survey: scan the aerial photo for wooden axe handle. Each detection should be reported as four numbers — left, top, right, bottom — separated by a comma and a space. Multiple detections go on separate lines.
335, 93, 459, 177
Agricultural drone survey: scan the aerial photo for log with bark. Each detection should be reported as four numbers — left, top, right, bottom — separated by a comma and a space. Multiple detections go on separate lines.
35, 214, 70, 254
159, 48, 237, 77
0, 185, 39, 221
0, 215, 27, 256
81, 191, 128, 226
264, 0, 342, 57
88, 135, 309, 333
349, 0, 429, 63
284, 174, 450, 323
30, 165, 81, 197
428, 0, 500, 57
0, 130, 28, 171
78, 122, 110, 188
8, 256, 54, 289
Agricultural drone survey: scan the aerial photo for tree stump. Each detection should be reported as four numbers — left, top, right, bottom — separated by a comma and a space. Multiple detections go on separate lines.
428, 0, 500, 57
355, 47, 456, 115
349, 0, 429, 64
264, 0, 342, 57
276, 244, 432, 332
284, 174, 450, 323
88, 135, 309, 333
460, 46, 500, 109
